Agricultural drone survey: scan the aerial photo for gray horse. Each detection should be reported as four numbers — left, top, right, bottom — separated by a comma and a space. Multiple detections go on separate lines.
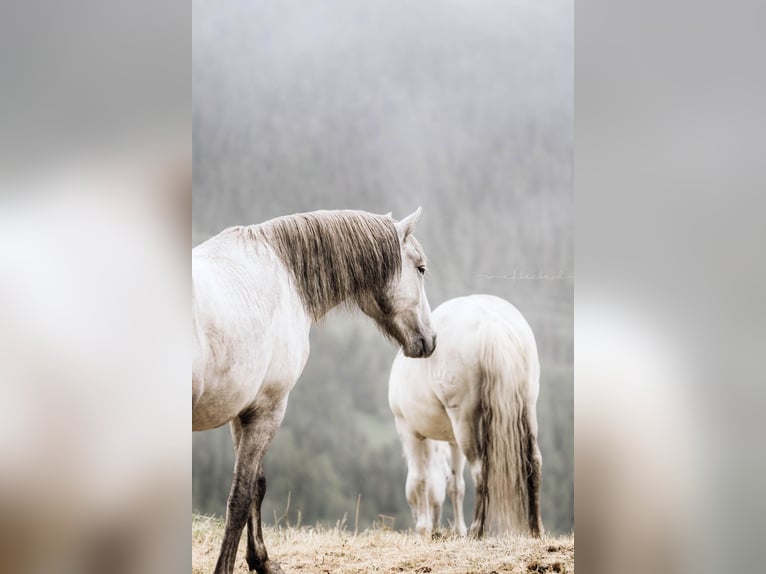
193, 209, 435, 574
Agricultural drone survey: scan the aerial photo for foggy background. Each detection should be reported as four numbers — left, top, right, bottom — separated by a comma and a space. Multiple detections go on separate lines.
192, 0, 572, 534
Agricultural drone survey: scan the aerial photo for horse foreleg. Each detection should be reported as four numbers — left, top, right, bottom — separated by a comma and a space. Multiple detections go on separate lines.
426, 443, 446, 535
215, 406, 286, 574
245, 468, 277, 572
395, 418, 433, 538
429, 483, 443, 535
230, 421, 277, 572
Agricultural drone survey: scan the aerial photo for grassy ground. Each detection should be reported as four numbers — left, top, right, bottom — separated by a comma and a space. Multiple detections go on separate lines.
192, 514, 574, 574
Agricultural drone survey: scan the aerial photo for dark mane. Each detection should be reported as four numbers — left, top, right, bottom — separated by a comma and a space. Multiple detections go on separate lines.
246, 210, 402, 319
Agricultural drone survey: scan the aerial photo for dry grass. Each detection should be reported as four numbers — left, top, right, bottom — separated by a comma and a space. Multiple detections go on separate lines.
192, 514, 574, 574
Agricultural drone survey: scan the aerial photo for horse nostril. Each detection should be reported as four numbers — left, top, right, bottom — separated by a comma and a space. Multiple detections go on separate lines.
420, 333, 436, 357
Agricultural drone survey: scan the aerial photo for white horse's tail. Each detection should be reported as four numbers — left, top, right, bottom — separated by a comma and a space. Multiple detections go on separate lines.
476, 319, 537, 536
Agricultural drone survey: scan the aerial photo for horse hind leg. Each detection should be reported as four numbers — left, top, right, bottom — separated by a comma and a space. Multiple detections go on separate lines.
215, 405, 287, 574
525, 412, 544, 537
447, 415, 487, 538
467, 457, 488, 538
447, 443, 468, 536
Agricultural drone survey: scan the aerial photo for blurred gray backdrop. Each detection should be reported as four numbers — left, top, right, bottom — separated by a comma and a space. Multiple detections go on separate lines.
193, 0, 572, 534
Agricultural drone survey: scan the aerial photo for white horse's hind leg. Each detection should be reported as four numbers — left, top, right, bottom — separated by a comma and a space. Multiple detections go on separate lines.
447, 443, 468, 536
525, 407, 544, 537
395, 417, 434, 538
467, 458, 488, 538
447, 412, 487, 538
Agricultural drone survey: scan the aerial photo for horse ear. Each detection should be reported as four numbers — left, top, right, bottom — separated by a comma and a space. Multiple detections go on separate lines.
395, 207, 422, 240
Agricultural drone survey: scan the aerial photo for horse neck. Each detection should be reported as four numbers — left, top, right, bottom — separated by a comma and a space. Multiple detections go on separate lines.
251, 212, 401, 321
277, 248, 382, 322
301, 279, 360, 323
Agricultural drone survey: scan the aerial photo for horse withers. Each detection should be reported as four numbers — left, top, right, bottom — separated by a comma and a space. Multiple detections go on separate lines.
389, 294, 543, 539
193, 209, 436, 574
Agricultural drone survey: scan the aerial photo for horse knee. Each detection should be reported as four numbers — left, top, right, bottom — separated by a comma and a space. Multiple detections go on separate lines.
226, 489, 253, 527
428, 474, 446, 505
228, 469, 266, 528
448, 472, 464, 498
406, 471, 426, 503
256, 471, 267, 499
430, 499, 442, 530
526, 443, 542, 491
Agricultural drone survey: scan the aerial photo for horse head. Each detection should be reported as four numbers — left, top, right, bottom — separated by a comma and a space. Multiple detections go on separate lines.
359, 208, 437, 358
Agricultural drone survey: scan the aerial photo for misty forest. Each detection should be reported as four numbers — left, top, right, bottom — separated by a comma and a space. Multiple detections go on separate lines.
193, 0, 572, 535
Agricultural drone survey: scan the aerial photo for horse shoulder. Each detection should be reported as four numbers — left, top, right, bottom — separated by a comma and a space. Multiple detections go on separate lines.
192, 242, 308, 427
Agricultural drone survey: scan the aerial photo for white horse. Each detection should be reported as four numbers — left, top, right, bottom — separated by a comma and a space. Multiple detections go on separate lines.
193, 209, 436, 574
388, 294, 543, 539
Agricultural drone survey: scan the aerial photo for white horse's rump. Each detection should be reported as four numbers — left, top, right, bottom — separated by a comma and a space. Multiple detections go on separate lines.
193, 209, 435, 574
389, 294, 543, 538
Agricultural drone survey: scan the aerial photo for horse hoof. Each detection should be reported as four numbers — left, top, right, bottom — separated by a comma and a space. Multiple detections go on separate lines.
431, 530, 446, 541
263, 560, 285, 574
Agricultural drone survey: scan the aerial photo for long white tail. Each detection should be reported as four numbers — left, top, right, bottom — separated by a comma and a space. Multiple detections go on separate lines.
475, 319, 541, 536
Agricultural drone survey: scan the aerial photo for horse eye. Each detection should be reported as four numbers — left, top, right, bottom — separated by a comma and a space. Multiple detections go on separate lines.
417, 265, 426, 276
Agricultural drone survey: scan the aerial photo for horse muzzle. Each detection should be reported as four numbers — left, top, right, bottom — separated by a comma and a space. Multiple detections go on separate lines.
405, 332, 436, 358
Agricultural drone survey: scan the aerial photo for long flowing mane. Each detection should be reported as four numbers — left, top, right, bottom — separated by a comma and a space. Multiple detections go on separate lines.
241, 210, 402, 319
